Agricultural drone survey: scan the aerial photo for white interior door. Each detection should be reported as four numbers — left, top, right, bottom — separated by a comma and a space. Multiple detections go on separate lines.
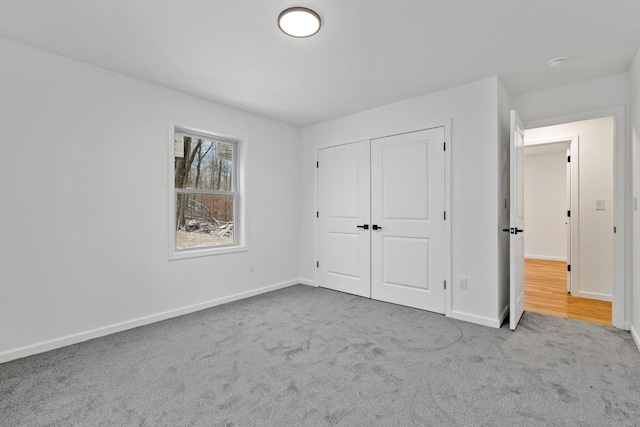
317, 141, 371, 297
566, 147, 571, 293
510, 110, 525, 330
370, 128, 446, 313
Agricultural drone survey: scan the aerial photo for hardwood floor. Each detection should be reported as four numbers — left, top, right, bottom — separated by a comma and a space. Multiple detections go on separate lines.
524, 258, 612, 326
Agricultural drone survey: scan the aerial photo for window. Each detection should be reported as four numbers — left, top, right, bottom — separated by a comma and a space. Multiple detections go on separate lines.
171, 127, 245, 258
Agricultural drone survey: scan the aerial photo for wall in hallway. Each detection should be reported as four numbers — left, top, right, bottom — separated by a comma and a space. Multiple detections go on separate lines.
524, 144, 568, 261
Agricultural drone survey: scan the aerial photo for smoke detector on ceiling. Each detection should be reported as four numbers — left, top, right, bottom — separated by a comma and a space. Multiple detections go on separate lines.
546, 57, 567, 69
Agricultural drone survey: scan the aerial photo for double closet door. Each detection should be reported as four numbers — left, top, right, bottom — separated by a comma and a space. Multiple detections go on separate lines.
317, 127, 447, 313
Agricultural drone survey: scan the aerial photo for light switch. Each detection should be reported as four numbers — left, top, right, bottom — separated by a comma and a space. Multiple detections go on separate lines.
459, 276, 468, 289
595, 199, 605, 211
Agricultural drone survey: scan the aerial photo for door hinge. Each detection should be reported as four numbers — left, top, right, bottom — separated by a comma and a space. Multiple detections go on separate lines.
444, 280, 447, 290
614, 226, 617, 233
316, 161, 319, 168
443, 142, 446, 151
567, 155, 571, 162
316, 261, 319, 268
567, 264, 571, 272
444, 211, 446, 220
567, 210, 571, 217
316, 211, 319, 218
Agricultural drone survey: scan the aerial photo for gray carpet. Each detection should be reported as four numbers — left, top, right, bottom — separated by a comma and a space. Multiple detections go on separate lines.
1, 285, 639, 426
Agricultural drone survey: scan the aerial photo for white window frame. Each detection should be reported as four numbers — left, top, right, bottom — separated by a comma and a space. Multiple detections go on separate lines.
169, 125, 247, 260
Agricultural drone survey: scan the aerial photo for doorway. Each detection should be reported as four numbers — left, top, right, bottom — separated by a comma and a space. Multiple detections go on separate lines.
522, 116, 614, 325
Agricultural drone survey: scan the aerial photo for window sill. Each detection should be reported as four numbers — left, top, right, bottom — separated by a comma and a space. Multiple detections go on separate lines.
169, 244, 247, 260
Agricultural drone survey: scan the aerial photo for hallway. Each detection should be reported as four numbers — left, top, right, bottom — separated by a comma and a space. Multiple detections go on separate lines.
524, 258, 612, 325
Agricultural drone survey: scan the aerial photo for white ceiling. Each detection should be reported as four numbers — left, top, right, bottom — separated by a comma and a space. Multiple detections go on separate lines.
1, 0, 639, 127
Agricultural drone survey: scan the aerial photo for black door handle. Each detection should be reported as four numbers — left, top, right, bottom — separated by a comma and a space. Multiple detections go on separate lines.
357, 224, 369, 230
503, 228, 524, 234
372, 224, 382, 230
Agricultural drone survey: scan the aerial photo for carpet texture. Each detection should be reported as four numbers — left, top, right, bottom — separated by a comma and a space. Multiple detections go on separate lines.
1, 285, 639, 426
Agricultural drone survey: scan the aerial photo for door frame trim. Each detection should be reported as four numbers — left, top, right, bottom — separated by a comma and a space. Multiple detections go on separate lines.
523, 106, 627, 329
313, 120, 453, 317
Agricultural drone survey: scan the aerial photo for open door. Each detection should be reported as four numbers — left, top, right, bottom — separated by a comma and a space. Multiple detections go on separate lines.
509, 110, 525, 330
566, 147, 572, 293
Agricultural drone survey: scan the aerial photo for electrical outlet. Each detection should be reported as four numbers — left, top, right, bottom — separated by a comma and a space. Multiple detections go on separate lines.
249, 262, 255, 272
459, 276, 468, 289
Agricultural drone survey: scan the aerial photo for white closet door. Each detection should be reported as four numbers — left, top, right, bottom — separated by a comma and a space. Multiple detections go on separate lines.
317, 141, 371, 297
370, 128, 446, 313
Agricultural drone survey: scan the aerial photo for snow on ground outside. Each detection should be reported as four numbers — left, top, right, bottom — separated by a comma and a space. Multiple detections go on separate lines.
176, 230, 233, 249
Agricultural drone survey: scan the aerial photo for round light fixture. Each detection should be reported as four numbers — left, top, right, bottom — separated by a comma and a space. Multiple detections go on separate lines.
547, 57, 567, 69
278, 7, 321, 38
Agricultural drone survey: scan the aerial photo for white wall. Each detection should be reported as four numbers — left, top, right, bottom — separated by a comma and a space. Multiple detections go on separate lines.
524, 146, 568, 261
511, 74, 630, 124
525, 118, 614, 300
631, 47, 640, 349
0, 38, 301, 362
299, 77, 507, 327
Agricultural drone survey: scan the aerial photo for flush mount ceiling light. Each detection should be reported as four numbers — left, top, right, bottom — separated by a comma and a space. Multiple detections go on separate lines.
278, 7, 321, 38
546, 57, 567, 69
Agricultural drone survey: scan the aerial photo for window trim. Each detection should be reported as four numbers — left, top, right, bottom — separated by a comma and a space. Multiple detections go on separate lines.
168, 124, 247, 260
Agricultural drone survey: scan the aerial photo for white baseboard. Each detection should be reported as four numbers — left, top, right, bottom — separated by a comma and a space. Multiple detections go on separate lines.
298, 278, 317, 287
573, 290, 612, 302
631, 325, 640, 353
451, 310, 502, 328
0, 279, 300, 364
524, 255, 567, 262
